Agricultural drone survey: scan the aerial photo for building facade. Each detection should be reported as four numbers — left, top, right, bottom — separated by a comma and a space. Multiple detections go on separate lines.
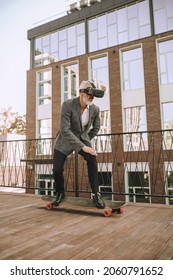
27, 0, 173, 204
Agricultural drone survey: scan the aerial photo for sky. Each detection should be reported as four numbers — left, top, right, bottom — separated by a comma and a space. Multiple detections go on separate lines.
0, 0, 67, 115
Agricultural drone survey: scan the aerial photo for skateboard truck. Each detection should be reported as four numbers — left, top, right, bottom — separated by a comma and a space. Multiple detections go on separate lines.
103, 207, 123, 217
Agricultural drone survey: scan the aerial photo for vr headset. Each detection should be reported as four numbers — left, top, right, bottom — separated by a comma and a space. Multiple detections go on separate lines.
79, 87, 104, 98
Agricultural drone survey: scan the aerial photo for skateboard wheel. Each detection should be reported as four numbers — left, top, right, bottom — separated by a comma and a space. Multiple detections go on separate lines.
46, 203, 53, 210
104, 209, 112, 217
117, 207, 123, 214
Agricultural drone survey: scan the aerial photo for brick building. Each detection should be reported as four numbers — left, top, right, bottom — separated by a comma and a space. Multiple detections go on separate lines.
27, 0, 173, 204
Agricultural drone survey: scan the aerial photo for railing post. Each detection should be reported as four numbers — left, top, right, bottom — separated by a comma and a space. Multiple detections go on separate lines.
74, 151, 79, 197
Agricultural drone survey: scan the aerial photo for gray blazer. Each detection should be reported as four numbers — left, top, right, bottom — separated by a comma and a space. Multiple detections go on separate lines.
54, 97, 100, 155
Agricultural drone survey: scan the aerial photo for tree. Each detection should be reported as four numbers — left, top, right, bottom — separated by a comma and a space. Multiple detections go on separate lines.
0, 107, 26, 135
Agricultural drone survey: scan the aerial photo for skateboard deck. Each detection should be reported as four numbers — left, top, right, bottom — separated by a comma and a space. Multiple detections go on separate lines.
41, 195, 125, 217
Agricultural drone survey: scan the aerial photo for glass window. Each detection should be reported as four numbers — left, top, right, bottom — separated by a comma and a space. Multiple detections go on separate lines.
39, 71, 51, 81
39, 83, 51, 105
140, 25, 151, 38
68, 47, 76, 58
90, 57, 109, 111
118, 31, 128, 45
98, 37, 107, 50
89, 18, 97, 32
37, 174, 54, 196
89, 56, 111, 152
127, 3, 137, 19
50, 32, 58, 53
36, 70, 52, 154
98, 172, 112, 200
138, 0, 150, 26
35, 38, 43, 67
162, 103, 173, 149
42, 35, 49, 45
68, 26, 76, 48
108, 11, 118, 47
88, 0, 151, 52
153, 0, 173, 34
50, 32, 59, 63
35, 38, 42, 54
125, 106, 147, 133
128, 171, 150, 203
117, 8, 127, 33
62, 63, 79, 102
77, 22, 85, 35
98, 172, 112, 187
122, 47, 144, 91
124, 106, 147, 151
98, 15, 107, 38
59, 40, 67, 60
108, 24, 118, 46
37, 119, 52, 155
89, 30, 98, 52
165, 171, 173, 205
59, 29, 67, 41
34, 22, 85, 67
77, 34, 85, 55
163, 103, 173, 130
158, 39, 173, 84
107, 10, 116, 25
129, 18, 138, 41
34, 35, 51, 67
38, 119, 51, 137
38, 70, 51, 105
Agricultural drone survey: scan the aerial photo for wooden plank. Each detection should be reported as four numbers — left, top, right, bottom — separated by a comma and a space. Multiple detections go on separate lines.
0, 192, 173, 260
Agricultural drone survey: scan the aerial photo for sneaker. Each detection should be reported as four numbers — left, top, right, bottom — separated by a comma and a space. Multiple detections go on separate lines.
93, 193, 105, 209
52, 192, 65, 206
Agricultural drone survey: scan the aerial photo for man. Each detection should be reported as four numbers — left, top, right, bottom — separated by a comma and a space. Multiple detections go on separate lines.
53, 80, 105, 209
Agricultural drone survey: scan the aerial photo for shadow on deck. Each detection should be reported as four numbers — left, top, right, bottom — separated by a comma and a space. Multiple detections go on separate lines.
0, 192, 173, 260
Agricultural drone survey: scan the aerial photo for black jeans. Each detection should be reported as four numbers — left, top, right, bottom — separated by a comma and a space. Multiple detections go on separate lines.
53, 149, 99, 194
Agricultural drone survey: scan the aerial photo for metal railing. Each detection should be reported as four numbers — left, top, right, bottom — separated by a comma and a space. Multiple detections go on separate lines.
0, 130, 173, 204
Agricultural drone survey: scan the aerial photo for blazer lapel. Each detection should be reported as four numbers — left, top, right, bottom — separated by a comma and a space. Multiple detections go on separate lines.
75, 97, 82, 130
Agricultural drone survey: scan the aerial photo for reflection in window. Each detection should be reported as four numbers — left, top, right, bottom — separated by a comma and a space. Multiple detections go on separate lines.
128, 171, 150, 203
158, 39, 173, 84
125, 106, 146, 132
122, 47, 144, 91
62, 63, 79, 102
98, 172, 112, 200
162, 103, 173, 150
89, 56, 111, 153
124, 106, 147, 151
153, 0, 173, 34
90, 57, 109, 117
38, 70, 51, 105
34, 22, 85, 67
37, 119, 52, 155
163, 103, 173, 130
88, 0, 151, 52
37, 174, 54, 196
165, 171, 173, 205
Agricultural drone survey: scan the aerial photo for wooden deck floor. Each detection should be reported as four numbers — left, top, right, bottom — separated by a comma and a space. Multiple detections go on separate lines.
0, 191, 173, 260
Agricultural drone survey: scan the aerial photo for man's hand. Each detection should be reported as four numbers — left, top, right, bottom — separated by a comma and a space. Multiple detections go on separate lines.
82, 145, 98, 156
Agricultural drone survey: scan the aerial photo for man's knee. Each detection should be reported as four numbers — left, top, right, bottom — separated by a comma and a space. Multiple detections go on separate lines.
86, 155, 97, 168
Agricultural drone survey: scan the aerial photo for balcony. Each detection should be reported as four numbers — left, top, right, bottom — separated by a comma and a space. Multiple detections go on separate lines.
0, 130, 173, 260
0, 130, 173, 204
